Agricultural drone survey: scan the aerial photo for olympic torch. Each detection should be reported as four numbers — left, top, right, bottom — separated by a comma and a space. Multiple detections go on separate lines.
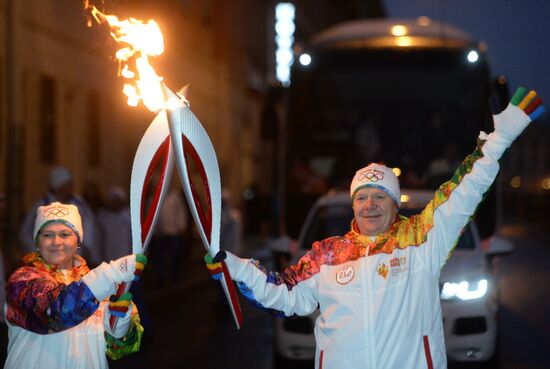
85, 3, 243, 330
162, 84, 243, 328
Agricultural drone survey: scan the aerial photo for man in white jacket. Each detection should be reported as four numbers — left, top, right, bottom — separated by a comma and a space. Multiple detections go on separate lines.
207, 87, 544, 369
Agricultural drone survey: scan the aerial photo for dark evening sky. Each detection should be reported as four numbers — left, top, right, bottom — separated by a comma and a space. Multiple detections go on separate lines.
385, 0, 550, 113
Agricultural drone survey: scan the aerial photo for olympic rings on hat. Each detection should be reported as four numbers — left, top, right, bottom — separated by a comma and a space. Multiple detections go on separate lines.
43, 205, 70, 218
358, 169, 384, 183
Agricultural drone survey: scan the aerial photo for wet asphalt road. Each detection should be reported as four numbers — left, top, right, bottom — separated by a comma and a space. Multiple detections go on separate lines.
495, 223, 550, 369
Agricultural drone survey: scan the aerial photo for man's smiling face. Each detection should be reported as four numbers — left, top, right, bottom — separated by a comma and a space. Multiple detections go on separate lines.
352, 187, 398, 236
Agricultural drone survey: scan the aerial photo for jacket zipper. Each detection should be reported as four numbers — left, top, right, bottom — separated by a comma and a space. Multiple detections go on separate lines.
364, 245, 375, 368
423, 335, 434, 369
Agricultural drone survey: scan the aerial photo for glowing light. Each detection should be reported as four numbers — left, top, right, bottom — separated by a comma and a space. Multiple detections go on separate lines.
441, 279, 488, 300
275, 18, 296, 37
542, 178, 550, 190
276, 49, 294, 65
400, 194, 410, 203
299, 53, 312, 66
276, 66, 291, 83
440, 282, 458, 300
467, 50, 479, 63
275, 2, 295, 20
275, 35, 294, 49
395, 36, 412, 47
275, 2, 295, 86
392, 167, 402, 177
391, 25, 408, 37
417, 16, 431, 26
510, 176, 522, 188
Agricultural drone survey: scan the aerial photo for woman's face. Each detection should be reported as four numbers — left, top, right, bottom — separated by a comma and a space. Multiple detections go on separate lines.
37, 222, 78, 269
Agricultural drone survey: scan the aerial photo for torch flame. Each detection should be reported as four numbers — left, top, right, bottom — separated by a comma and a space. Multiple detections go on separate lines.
86, 2, 167, 112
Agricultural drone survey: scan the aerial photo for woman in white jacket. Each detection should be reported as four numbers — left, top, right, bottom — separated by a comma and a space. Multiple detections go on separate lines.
4, 202, 146, 369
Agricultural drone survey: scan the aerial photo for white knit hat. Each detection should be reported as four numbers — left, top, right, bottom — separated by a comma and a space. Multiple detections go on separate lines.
34, 202, 84, 244
350, 163, 401, 208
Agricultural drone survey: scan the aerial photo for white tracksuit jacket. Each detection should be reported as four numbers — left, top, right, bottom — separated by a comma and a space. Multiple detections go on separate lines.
225, 131, 506, 369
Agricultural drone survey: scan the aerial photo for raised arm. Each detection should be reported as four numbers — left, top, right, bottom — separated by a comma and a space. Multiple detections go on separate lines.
416, 87, 544, 272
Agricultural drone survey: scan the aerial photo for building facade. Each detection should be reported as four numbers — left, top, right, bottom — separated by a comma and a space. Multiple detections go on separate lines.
0, 0, 270, 265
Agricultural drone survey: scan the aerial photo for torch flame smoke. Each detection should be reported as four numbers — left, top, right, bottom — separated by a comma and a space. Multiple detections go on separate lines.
85, 1, 166, 112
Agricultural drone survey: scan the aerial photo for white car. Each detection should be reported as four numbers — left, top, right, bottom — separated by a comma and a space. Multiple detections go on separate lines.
273, 189, 512, 368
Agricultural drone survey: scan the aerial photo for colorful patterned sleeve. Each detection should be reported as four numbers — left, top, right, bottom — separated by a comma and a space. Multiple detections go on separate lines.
414, 138, 499, 272
5, 267, 99, 334
405, 141, 486, 243
105, 312, 144, 360
228, 243, 322, 317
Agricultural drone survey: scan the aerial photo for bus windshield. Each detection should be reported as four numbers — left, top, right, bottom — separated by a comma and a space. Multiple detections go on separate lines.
282, 42, 495, 237
287, 47, 492, 193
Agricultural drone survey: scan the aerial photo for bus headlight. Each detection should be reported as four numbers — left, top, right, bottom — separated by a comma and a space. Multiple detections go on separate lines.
441, 279, 488, 300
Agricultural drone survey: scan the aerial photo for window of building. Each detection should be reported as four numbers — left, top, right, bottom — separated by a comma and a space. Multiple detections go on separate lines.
40, 76, 56, 164
86, 89, 100, 167
0, 58, 3, 159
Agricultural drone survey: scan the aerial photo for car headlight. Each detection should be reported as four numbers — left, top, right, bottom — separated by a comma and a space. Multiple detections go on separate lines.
440, 279, 488, 301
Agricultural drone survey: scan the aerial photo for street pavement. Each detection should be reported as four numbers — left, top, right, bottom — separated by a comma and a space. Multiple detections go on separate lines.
496, 222, 550, 369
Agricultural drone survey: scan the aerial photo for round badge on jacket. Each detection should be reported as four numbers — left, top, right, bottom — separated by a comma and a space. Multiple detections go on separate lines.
336, 265, 355, 285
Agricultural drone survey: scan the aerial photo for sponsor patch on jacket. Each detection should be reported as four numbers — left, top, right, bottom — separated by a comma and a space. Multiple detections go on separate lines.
376, 263, 389, 279
377, 257, 408, 280
390, 256, 407, 276
336, 265, 354, 285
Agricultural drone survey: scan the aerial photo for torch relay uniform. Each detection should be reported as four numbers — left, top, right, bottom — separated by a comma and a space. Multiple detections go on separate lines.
222, 89, 544, 369
4, 203, 143, 369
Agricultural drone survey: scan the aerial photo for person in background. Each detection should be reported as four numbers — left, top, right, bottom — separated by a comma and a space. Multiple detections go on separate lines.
18, 166, 99, 266
96, 186, 154, 340
220, 189, 243, 257
82, 180, 105, 215
97, 186, 132, 263
206, 87, 545, 369
150, 186, 188, 285
4, 202, 146, 369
